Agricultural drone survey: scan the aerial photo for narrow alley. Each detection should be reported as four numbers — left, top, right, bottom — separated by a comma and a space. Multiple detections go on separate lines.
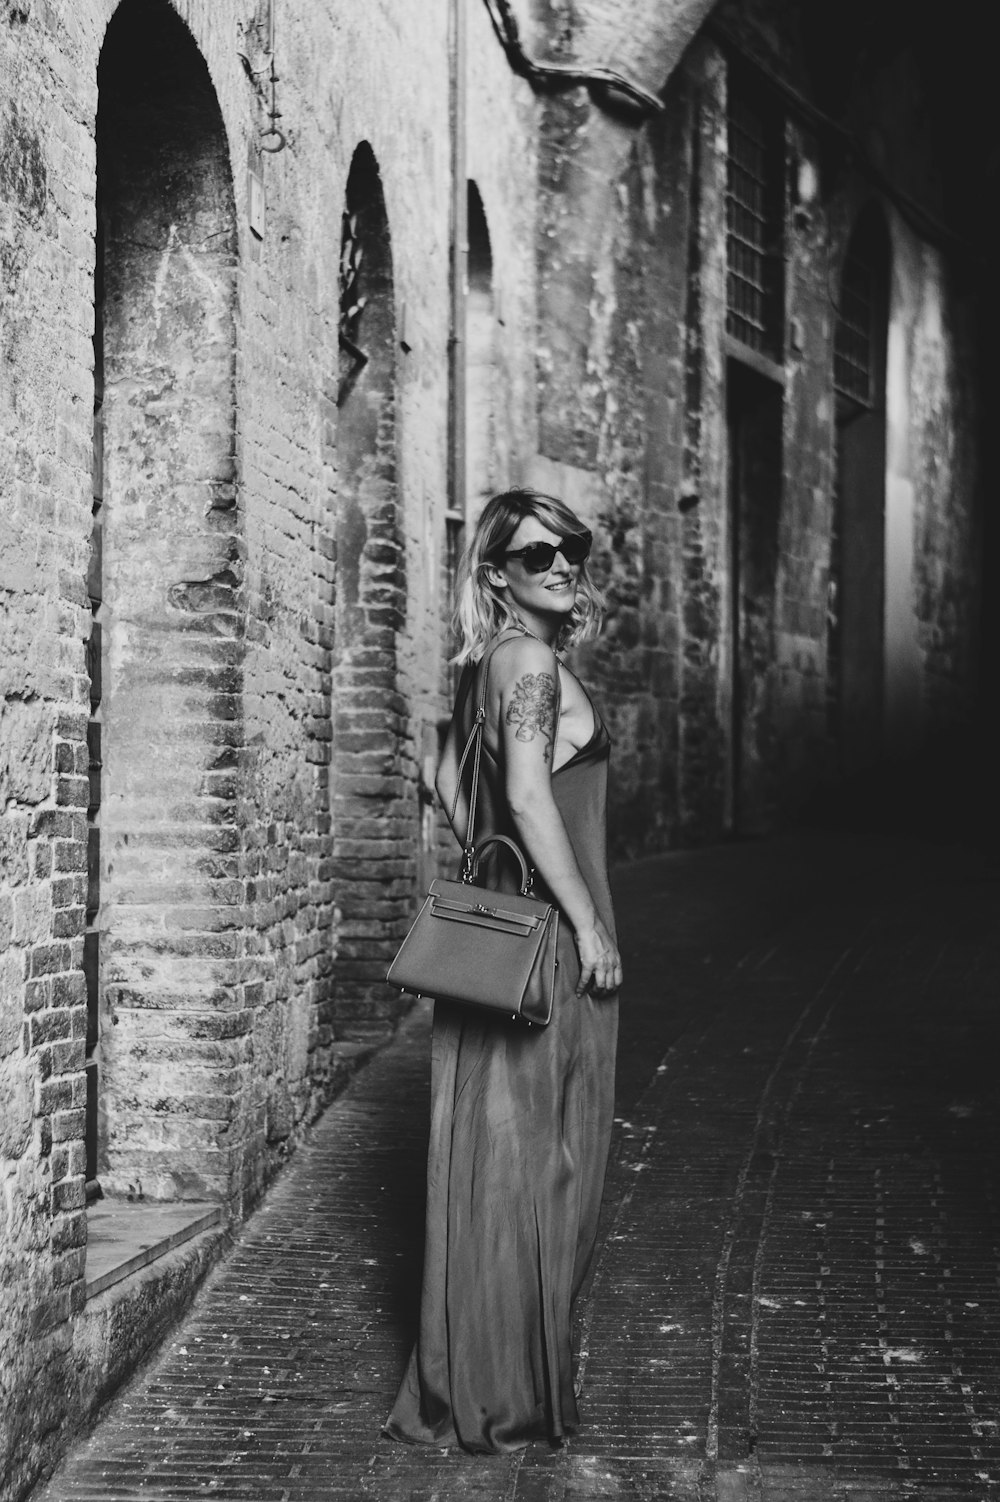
37, 829, 1000, 1502
5, 0, 999, 1493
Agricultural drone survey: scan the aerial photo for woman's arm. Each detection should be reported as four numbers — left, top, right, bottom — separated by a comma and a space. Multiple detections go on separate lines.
497, 638, 622, 997
434, 714, 469, 845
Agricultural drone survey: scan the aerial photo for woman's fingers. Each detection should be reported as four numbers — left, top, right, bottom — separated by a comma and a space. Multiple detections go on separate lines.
574, 923, 622, 997
579, 953, 622, 996
595, 949, 623, 995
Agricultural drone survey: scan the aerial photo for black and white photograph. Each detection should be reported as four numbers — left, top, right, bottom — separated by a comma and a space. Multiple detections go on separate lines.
1, 0, 997, 1498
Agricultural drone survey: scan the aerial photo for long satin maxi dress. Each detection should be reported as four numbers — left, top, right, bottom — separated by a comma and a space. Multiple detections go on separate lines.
385, 631, 619, 1452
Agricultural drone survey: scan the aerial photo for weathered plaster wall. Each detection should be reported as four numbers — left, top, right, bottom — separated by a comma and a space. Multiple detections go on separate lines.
466, 0, 540, 505
531, 0, 717, 467
525, 0, 984, 845
674, 45, 730, 842
884, 222, 980, 755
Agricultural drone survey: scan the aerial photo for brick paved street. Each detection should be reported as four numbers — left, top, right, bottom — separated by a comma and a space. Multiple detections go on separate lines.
37, 830, 1000, 1502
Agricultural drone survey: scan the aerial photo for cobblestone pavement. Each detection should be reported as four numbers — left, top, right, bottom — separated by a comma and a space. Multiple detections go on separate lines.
39, 831, 1000, 1501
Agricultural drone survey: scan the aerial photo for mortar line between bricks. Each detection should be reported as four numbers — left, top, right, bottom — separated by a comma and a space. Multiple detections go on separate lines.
706, 942, 860, 1473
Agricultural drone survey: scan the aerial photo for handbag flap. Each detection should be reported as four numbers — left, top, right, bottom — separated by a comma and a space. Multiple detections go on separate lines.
430, 891, 542, 932
429, 877, 553, 922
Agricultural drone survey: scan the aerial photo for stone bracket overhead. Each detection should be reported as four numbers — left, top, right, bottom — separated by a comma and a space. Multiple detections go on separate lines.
480, 0, 665, 117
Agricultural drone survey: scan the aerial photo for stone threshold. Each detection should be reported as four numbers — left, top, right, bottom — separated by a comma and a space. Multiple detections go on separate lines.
85, 1200, 224, 1300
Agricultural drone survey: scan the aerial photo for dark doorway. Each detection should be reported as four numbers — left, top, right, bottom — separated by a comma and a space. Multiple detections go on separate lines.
726, 361, 783, 835
827, 207, 890, 777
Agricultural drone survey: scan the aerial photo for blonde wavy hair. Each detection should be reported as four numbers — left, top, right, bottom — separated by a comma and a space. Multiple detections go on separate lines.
453, 489, 606, 665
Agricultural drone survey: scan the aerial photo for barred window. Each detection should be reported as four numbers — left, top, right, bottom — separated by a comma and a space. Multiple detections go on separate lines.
726, 87, 784, 359
834, 250, 874, 408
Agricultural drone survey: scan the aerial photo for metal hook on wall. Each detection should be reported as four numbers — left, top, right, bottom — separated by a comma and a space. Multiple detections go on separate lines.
239, 0, 287, 152
260, 56, 287, 152
260, 1, 287, 153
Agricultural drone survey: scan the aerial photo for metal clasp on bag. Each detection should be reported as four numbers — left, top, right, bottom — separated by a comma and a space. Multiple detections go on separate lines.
472, 902, 497, 916
461, 846, 475, 883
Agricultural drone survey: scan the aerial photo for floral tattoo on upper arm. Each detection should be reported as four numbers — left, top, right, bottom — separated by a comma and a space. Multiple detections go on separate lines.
505, 672, 557, 764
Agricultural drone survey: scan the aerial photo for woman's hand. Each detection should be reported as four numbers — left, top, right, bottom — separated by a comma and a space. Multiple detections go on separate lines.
573, 917, 623, 997
494, 635, 621, 999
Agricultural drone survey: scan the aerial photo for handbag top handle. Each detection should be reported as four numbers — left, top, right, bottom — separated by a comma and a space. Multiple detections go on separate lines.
448, 627, 562, 883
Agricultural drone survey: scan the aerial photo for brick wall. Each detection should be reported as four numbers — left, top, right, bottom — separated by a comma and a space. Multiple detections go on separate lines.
2, 6, 98, 1488
0, 0, 472, 1491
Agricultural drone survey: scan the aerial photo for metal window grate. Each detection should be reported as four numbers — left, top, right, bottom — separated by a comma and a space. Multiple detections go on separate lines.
726, 92, 782, 356
834, 252, 874, 407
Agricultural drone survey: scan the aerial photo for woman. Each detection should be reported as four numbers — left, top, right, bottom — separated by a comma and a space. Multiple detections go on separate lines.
385, 488, 622, 1452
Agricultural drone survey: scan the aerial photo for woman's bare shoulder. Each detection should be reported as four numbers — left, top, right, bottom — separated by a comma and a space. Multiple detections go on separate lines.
490, 632, 558, 689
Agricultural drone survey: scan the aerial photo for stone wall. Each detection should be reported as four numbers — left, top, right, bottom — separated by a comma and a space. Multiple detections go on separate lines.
526, 0, 986, 847
0, 1, 537, 1493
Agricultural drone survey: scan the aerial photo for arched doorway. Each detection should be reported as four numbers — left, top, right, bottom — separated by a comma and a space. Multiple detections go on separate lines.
332, 144, 411, 1040
826, 205, 890, 776
93, 0, 238, 1201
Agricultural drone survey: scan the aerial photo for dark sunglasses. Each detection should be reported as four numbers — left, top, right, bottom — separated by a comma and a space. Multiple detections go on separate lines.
495, 531, 592, 574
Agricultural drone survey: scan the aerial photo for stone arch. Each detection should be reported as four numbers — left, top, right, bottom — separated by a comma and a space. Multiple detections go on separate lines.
827, 201, 891, 776
93, 0, 240, 1202
466, 181, 496, 530
331, 143, 412, 1040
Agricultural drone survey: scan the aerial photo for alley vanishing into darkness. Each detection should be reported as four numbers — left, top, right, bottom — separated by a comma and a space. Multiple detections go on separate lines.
38, 829, 1000, 1502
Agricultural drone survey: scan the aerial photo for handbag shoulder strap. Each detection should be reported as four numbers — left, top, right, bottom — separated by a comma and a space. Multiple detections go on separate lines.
448, 632, 505, 875
449, 628, 562, 879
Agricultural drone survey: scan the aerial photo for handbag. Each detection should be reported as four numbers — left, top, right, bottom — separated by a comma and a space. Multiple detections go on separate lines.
386, 635, 560, 1026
